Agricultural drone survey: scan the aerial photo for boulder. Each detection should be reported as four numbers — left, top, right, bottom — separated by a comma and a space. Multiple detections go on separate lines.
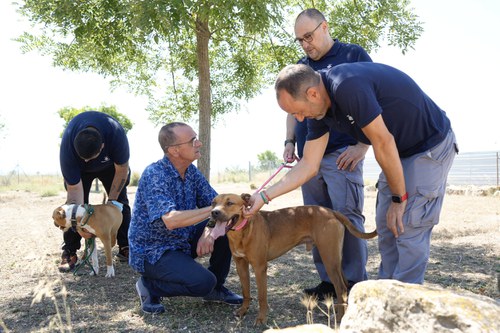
264, 324, 335, 332
340, 279, 500, 333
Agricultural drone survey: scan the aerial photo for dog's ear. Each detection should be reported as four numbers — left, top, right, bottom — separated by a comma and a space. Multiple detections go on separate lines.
55, 207, 65, 219
241, 193, 251, 205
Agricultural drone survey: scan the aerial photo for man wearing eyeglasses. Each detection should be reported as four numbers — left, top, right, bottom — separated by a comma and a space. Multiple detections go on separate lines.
58, 110, 131, 272
283, 8, 372, 300
128, 122, 242, 314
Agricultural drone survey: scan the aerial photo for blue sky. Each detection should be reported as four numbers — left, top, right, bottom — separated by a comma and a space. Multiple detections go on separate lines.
0, 0, 499, 175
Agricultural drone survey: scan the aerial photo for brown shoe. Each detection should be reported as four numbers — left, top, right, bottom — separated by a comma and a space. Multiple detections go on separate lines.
116, 246, 129, 262
58, 251, 78, 272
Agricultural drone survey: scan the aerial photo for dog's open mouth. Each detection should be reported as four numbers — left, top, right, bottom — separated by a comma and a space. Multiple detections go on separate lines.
207, 214, 239, 240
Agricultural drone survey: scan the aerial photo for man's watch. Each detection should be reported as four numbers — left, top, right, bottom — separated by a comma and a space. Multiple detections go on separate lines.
391, 192, 408, 203
284, 139, 296, 146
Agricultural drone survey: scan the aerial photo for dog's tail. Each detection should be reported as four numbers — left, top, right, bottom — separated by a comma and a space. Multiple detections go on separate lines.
333, 211, 377, 239
102, 192, 107, 204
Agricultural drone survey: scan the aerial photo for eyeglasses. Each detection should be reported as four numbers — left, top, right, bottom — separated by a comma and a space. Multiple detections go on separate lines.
168, 136, 199, 148
294, 21, 324, 44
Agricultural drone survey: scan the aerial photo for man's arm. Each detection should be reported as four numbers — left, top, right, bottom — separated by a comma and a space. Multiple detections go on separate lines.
65, 181, 84, 204
108, 162, 129, 201
336, 142, 370, 171
245, 132, 329, 216
283, 114, 298, 162
161, 206, 212, 230
361, 115, 407, 237
163, 206, 215, 257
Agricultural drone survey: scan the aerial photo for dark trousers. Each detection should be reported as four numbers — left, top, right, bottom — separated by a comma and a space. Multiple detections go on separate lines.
62, 167, 131, 253
141, 219, 232, 298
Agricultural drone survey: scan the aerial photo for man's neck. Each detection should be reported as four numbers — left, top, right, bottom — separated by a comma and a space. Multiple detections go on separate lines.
166, 155, 190, 179
314, 37, 335, 60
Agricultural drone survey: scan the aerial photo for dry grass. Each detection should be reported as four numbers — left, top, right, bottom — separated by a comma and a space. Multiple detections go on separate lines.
0, 180, 498, 332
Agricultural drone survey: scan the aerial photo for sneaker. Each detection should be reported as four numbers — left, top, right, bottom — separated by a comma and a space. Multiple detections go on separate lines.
304, 281, 336, 301
203, 286, 243, 305
304, 281, 355, 301
116, 246, 129, 262
135, 278, 165, 314
58, 250, 78, 273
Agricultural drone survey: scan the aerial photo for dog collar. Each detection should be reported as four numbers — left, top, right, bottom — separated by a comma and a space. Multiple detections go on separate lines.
70, 204, 95, 232
230, 218, 249, 232
70, 204, 78, 232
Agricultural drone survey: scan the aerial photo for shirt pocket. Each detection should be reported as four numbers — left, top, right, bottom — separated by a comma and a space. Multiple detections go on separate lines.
405, 185, 445, 228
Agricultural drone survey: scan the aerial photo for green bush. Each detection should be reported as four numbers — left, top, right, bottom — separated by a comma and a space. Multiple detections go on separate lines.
130, 172, 141, 186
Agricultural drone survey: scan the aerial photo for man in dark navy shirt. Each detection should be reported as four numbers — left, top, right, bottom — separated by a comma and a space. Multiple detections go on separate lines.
59, 111, 131, 272
283, 8, 372, 300
248, 63, 458, 284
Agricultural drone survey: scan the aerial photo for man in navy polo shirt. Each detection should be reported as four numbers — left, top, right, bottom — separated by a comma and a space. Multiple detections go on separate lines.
59, 111, 131, 272
283, 8, 372, 299
247, 63, 458, 284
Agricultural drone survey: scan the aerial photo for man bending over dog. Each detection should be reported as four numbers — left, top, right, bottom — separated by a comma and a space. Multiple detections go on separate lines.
128, 122, 242, 314
59, 110, 131, 272
246, 63, 458, 285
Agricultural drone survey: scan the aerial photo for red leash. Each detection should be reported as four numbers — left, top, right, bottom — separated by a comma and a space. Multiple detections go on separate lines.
233, 163, 294, 231
254, 163, 293, 193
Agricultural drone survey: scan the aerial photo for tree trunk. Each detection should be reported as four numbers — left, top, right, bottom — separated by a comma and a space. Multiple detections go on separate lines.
195, 18, 212, 181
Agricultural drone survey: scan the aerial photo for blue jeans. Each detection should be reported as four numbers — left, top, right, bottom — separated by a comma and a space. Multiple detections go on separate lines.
302, 148, 368, 284
141, 220, 232, 299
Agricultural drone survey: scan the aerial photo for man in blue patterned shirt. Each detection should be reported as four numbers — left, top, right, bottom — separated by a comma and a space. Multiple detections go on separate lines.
129, 122, 242, 314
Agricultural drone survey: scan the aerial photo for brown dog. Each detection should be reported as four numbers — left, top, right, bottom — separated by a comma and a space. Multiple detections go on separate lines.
208, 193, 377, 325
52, 201, 122, 277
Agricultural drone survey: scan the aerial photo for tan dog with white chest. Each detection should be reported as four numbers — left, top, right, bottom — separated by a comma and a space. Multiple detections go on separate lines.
208, 193, 377, 325
52, 202, 122, 277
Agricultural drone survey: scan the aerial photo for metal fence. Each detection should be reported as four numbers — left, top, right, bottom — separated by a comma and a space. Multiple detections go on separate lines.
363, 151, 500, 187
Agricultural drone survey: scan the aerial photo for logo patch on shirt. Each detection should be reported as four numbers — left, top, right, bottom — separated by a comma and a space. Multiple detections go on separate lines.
101, 156, 110, 163
346, 114, 355, 124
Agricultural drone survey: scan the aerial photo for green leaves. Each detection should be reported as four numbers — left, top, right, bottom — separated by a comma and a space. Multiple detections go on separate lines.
57, 106, 133, 136
16, 0, 423, 178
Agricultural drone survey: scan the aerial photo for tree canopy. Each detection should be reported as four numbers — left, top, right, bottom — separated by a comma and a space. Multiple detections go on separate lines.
57, 105, 133, 137
16, 0, 422, 179
257, 150, 281, 170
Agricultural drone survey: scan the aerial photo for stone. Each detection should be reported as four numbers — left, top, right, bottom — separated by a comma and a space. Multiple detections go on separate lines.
340, 279, 500, 333
264, 324, 335, 332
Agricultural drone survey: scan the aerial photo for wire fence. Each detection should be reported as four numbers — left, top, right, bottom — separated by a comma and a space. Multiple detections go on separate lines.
364, 151, 500, 187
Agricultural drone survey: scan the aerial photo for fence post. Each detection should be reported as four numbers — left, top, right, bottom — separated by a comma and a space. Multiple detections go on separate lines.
497, 152, 499, 188
248, 161, 252, 182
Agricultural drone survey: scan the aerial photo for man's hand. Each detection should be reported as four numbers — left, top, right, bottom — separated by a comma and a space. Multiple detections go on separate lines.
78, 229, 95, 239
108, 200, 123, 212
386, 201, 407, 238
283, 144, 298, 163
243, 192, 264, 219
336, 143, 369, 171
196, 227, 215, 257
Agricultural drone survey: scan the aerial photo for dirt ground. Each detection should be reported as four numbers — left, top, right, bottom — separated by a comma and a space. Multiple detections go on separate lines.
0, 184, 498, 333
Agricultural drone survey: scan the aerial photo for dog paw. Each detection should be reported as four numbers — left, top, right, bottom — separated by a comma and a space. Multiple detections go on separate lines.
235, 306, 248, 318
254, 317, 267, 326
105, 266, 115, 278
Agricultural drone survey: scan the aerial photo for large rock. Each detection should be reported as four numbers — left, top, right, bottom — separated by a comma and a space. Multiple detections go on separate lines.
264, 324, 335, 332
340, 280, 500, 333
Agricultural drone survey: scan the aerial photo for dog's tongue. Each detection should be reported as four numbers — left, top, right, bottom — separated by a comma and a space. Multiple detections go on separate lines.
209, 221, 228, 240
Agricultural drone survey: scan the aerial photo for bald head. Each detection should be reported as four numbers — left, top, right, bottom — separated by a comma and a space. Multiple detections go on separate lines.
294, 8, 333, 61
275, 64, 321, 100
158, 122, 189, 153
